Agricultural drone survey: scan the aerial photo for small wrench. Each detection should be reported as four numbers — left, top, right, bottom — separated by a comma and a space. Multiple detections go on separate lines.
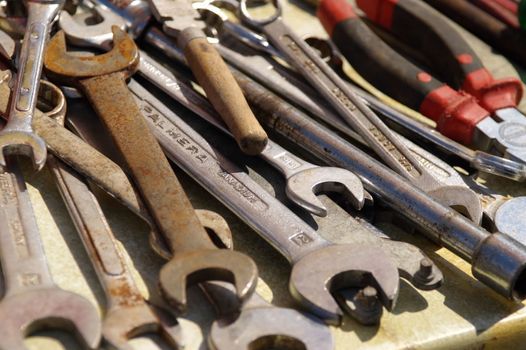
58, 7, 364, 217
44, 27, 258, 313
0, 158, 101, 349
0, 1, 63, 170
44, 88, 181, 349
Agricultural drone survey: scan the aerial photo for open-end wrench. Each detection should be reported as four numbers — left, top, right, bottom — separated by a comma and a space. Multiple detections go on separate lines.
0, 1, 63, 170
126, 80, 442, 324
58, 7, 364, 217
44, 90, 181, 350
0, 158, 101, 348
44, 27, 258, 313
229, 71, 526, 300
234, 0, 483, 224
147, 0, 269, 156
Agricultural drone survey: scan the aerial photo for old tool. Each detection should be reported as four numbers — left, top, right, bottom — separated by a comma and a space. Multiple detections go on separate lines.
126, 80, 443, 324
195, 212, 334, 350
225, 71, 526, 301
58, 8, 363, 217
44, 27, 258, 312
0, 158, 101, 349
44, 89, 181, 350
0, 1, 63, 170
234, 0, 483, 224
146, 0, 268, 155
318, 0, 526, 165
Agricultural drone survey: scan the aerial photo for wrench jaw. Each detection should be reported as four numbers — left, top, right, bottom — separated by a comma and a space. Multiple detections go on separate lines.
427, 186, 484, 225
0, 288, 102, 350
286, 167, 365, 217
289, 244, 400, 325
208, 307, 334, 350
0, 132, 47, 171
159, 249, 258, 314
43, 27, 139, 84
102, 304, 182, 350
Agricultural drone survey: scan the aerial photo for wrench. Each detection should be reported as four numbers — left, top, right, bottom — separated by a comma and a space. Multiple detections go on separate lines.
127, 80, 442, 324
58, 7, 364, 217
0, 160, 101, 348
0, 1, 63, 170
44, 89, 181, 349
228, 71, 526, 300
234, 0, 482, 224
44, 27, 258, 313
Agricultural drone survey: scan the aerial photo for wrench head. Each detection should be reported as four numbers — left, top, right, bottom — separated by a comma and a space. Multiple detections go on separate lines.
427, 185, 483, 224
0, 131, 47, 171
102, 303, 182, 350
209, 306, 333, 350
0, 287, 101, 350
43, 26, 139, 85
286, 167, 365, 217
159, 249, 258, 314
58, 7, 127, 49
290, 244, 400, 325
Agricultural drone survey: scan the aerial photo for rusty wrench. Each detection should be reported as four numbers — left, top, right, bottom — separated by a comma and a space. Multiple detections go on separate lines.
57, 7, 363, 217
43, 88, 181, 349
0, 1, 63, 170
44, 27, 258, 313
0, 91, 101, 349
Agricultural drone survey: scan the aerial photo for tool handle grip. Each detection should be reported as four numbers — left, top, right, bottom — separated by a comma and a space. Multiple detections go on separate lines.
356, 0, 523, 113
471, 0, 519, 28
180, 28, 268, 155
317, 0, 488, 144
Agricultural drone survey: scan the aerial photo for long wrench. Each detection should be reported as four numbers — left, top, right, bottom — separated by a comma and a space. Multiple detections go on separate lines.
45, 90, 181, 349
127, 80, 443, 324
234, 0, 484, 223
44, 27, 258, 313
0, 1, 63, 170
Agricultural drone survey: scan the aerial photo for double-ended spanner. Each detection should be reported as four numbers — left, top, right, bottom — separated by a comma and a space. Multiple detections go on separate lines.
44, 27, 258, 314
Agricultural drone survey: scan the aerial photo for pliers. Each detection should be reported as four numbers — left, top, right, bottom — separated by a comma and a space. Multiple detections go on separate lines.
316, 0, 526, 165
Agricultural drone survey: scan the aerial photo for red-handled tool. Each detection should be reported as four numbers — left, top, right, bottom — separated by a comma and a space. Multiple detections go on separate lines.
317, 0, 526, 164
470, 0, 519, 28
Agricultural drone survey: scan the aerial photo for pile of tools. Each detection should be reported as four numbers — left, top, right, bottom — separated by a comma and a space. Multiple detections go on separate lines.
0, 0, 525, 349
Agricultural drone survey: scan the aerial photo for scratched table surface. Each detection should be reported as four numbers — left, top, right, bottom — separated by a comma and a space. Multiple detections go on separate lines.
12, 1, 526, 349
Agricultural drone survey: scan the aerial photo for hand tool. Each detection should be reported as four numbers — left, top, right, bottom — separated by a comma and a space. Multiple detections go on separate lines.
146, 0, 268, 155
318, 0, 526, 167
422, 0, 526, 64
226, 70, 526, 301
44, 27, 258, 313
234, 0, 483, 224
205, 281, 334, 350
58, 6, 364, 218
195, 212, 334, 350
124, 79, 442, 324
0, 1, 63, 170
44, 90, 181, 350
0, 159, 101, 348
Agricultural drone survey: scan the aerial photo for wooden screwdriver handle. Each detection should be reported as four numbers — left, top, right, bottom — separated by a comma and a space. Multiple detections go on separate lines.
179, 28, 268, 155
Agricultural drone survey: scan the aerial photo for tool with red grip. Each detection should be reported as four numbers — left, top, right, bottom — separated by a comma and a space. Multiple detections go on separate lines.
317, 0, 526, 164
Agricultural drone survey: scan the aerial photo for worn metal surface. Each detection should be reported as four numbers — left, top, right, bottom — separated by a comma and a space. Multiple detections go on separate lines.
15, 1, 526, 349
43, 26, 258, 314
